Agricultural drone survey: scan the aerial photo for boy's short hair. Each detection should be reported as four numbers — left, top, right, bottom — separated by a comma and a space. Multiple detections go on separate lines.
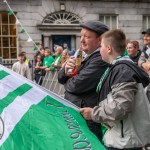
18, 52, 25, 57
21, 51, 26, 55
45, 48, 51, 55
102, 29, 126, 55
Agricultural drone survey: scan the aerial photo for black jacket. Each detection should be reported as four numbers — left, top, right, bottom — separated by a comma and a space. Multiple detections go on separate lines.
58, 49, 109, 108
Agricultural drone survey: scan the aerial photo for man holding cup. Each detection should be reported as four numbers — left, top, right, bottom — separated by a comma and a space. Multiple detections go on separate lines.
58, 20, 109, 141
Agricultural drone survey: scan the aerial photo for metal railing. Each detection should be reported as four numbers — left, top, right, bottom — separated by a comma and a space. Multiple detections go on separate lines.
41, 70, 65, 98
1, 59, 65, 97
2, 59, 17, 69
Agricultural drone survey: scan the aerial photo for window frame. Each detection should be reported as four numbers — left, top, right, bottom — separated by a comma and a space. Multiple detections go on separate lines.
0, 12, 18, 59
143, 15, 150, 30
99, 14, 118, 30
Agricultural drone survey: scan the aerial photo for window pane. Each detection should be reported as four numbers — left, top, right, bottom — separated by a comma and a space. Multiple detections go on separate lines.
2, 12, 8, 24
0, 48, 2, 57
148, 16, 150, 28
0, 14, 2, 24
143, 16, 150, 30
99, 15, 118, 29
10, 37, 16, 47
0, 37, 1, 47
0, 12, 17, 59
2, 25, 9, 35
9, 15, 16, 24
105, 16, 110, 27
112, 16, 117, 29
3, 48, 9, 59
0, 14, 2, 35
10, 25, 16, 35
99, 16, 104, 23
143, 16, 147, 30
0, 26, 1, 35
10, 48, 17, 58
3, 37, 9, 47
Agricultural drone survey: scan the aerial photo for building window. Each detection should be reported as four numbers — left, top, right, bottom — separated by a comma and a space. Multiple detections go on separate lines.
99, 15, 118, 29
143, 16, 150, 30
0, 12, 17, 59
43, 11, 82, 25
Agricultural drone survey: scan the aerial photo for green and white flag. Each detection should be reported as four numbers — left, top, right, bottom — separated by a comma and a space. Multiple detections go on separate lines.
0, 65, 106, 150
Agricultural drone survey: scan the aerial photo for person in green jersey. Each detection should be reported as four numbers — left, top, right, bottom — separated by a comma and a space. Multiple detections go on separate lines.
40, 49, 54, 71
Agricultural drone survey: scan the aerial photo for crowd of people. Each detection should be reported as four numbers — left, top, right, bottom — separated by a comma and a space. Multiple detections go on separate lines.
11, 20, 150, 150
12, 43, 72, 85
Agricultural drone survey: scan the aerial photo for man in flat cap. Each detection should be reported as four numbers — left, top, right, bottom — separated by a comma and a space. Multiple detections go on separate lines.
58, 20, 109, 141
138, 28, 150, 101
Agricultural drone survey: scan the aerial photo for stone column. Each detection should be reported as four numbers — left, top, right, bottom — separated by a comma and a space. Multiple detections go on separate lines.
49, 36, 52, 50
44, 36, 50, 48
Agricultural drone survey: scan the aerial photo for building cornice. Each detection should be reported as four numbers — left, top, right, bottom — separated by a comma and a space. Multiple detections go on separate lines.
37, 24, 81, 30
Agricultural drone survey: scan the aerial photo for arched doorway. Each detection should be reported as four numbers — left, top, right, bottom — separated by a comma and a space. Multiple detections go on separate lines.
37, 11, 83, 51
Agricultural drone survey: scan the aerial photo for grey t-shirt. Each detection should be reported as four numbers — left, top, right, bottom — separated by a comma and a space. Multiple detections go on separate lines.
12, 62, 31, 80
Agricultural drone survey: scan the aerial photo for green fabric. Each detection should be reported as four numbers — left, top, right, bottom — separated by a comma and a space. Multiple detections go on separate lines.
101, 125, 107, 143
7, 11, 13, 15
49, 65, 55, 71
96, 67, 110, 93
0, 70, 9, 80
54, 54, 62, 66
0, 84, 32, 114
123, 48, 128, 56
0, 68, 106, 150
33, 46, 39, 51
43, 56, 54, 67
20, 28, 25, 33
0, 96, 106, 150
49, 54, 62, 71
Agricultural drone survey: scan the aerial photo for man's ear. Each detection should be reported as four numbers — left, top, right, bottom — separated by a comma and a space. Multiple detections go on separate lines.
107, 45, 113, 54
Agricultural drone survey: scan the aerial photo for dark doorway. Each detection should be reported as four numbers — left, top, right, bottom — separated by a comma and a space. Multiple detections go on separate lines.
52, 35, 71, 52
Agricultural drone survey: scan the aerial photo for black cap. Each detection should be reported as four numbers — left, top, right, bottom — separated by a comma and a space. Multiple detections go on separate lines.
142, 28, 150, 35
80, 20, 109, 35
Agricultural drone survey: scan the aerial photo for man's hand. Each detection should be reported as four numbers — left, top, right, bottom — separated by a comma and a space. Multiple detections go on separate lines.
35, 66, 40, 69
65, 56, 76, 75
45, 68, 50, 71
51, 62, 56, 67
40, 66, 48, 70
80, 107, 93, 120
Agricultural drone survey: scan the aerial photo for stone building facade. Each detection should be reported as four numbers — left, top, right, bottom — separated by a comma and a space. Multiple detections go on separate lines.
1, 0, 150, 59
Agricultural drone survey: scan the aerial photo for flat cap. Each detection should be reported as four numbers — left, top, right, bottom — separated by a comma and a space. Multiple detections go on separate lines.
80, 20, 109, 35
142, 28, 150, 35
